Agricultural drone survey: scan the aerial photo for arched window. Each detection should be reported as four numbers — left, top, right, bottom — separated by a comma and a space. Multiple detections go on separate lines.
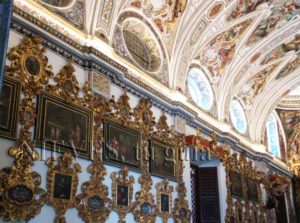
266, 114, 281, 157
229, 100, 247, 134
187, 68, 214, 111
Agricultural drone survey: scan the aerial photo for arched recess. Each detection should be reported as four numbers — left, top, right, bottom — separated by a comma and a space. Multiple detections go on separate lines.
229, 99, 248, 135
186, 67, 215, 112
249, 67, 300, 143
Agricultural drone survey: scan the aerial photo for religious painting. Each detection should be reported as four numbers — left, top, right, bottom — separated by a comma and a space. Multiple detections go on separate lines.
53, 173, 72, 200
24, 55, 41, 76
0, 77, 20, 139
140, 202, 152, 215
230, 171, 244, 198
149, 139, 177, 180
90, 71, 110, 98
116, 185, 129, 206
247, 178, 259, 202
277, 109, 300, 141
160, 193, 170, 212
104, 121, 141, 170
36, 92, 93, 159
87, 195, 104, 210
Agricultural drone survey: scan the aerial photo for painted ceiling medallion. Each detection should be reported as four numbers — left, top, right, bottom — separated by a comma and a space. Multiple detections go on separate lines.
122, 18, 163, 73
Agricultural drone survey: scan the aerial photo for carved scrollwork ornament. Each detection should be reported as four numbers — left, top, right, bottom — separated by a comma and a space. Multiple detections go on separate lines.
76, 146, 112, 223
133, 98, 155, 136
6, 36, 53, 94
172, 181, 191, 223
132, 169, 157, 223
155, 179, 174, 223
110, 167, 135, 223
46, 63, 81, 104
113, 90, 133, 127
0, 143, 47, 222
46, 153, 82, 223
153, 113, 171, 142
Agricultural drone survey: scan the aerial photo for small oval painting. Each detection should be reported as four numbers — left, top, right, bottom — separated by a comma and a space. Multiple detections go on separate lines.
7, 185, 34, 204
178, 208, 188, 219
140, 202, 152, 215
87, 195, 104, 210
25, 55, 41, 76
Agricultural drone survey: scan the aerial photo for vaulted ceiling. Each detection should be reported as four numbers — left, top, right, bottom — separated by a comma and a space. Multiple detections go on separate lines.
15, 0, 300, 147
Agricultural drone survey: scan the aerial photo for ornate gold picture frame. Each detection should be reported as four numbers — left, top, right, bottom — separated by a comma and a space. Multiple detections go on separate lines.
155, 179, 174, 223
46, 153, 81, 223
0, 77, 21, 139
35, 92, 93, 159
111, 167, 134, 223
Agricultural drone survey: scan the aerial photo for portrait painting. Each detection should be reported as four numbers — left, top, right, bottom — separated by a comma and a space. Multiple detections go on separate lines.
116, 185, 129, 206
230, 171, 244, 198
53, 173, 72, 200
149, 139, 177, 179
160, 193, 170, 212
36, 92, 93, 159
104, 121, 141, 169
0, 77, 20, 139
247, 178, 259, 202
24, 55, 41, 76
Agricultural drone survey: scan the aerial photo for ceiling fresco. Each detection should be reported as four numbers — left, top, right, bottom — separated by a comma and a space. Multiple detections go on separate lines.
15, 0, 300, 144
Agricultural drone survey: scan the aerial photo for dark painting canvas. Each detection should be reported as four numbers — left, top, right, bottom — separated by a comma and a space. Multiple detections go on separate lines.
104, 121, 140, 169
53, 173, 72, 200
36, 92, 92, 159
150, 139, 177, 179
0, 77, 20, 139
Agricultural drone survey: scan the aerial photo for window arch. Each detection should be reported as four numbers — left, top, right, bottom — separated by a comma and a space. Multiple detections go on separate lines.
266, 113, 281, 157
229, 100, 247, 134
187, 68, 214, 111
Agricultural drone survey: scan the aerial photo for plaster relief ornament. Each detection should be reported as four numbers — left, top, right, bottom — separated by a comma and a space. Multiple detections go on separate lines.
46, 153, 82, 223
199, 19, 252, 78
130, 0, 187, 38
37, 0, 85, 30
239, 63, 279, 108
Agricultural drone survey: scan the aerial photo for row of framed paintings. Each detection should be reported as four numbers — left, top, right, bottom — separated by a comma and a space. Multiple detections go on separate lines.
230, 171, 260, 202
0, 77, 178, 180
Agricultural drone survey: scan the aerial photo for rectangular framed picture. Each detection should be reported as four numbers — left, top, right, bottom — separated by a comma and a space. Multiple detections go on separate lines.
247, 178, 259, 202
230, 171, 244, 199
103, 120, 141, 170
89, 71, 110, 98
160, 193, 170, 213
53, 173, 73, 200
0, 77, 20, 139
35, 92, 93, 159
116, 185, 129, 206
149, 138, 178, 180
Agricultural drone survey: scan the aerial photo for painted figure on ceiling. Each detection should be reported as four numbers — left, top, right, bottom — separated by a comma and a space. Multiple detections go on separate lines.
200, 20, 251, 77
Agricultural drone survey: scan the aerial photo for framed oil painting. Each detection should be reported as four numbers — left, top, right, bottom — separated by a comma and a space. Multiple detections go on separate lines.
149, 139, 178, 180
35, 92, 93, 159
160, 193, 170, 212
230, 171, 244, 199
116, 185, 129, 206
53, 173, 72, 200
103, 121, 141, 170
247, 178, 259, 202
0, 77, 20, 139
